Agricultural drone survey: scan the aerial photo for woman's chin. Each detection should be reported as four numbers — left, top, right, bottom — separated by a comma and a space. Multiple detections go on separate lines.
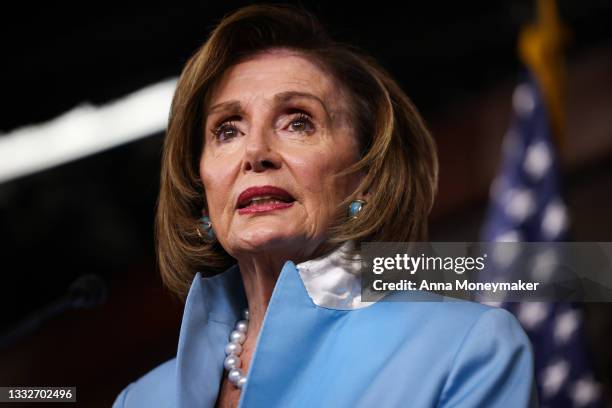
229, 228, 310, 257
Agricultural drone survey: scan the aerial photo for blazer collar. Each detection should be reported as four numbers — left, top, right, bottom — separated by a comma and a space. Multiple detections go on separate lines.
175, 242, 375, 407
296, 240, 375, 310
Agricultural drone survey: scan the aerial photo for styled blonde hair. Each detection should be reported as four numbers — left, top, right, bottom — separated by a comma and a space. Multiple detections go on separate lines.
156, 4, 439, 298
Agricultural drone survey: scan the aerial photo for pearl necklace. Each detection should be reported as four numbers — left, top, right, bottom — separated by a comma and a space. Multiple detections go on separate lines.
223, 308, 249, 389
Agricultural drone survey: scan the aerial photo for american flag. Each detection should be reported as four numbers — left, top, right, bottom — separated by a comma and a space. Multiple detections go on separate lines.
480, 72, 603, 407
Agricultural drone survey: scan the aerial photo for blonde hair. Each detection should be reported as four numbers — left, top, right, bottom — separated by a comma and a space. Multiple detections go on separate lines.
156, 4, 439, 298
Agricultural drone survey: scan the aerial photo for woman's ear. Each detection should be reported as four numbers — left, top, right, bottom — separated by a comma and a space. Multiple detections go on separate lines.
353, 169, 370, 201
354, 191, 371, 203
200, 198, 210, 216
356, 174, 372, 202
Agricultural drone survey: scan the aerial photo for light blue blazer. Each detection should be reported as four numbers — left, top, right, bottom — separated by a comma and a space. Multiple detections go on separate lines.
113, 254, 537, 407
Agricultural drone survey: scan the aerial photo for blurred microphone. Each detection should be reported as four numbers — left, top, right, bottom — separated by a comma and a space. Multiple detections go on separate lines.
0, 274, 107, 351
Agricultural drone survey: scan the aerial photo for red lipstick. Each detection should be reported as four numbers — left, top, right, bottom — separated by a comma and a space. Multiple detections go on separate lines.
236, 185, 295, 215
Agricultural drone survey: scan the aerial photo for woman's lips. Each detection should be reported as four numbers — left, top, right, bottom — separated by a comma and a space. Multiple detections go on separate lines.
237, 201, 294, 215
236, 185, 295, 213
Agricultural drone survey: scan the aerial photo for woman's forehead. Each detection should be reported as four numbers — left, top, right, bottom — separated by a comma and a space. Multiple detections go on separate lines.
207, 50, 344, 111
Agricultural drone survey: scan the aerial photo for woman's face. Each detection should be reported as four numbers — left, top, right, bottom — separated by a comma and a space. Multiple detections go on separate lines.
200, 49, 362, 261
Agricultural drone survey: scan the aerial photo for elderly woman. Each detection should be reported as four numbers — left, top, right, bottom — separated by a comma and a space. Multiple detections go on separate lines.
113, 4, 536, 408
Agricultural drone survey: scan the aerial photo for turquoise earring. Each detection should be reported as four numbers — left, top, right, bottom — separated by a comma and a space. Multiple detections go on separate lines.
348, 199, 366, 219
197, 215, 216, 241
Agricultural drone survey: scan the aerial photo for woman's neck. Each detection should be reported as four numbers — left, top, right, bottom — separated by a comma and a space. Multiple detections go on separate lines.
235, 240, 342, 330
236, 254, 285, 335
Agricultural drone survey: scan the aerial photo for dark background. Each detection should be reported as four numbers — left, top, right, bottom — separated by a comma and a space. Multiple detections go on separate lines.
1, 1, 611, 406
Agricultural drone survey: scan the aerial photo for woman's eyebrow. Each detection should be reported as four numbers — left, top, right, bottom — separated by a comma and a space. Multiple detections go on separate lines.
274, 91, 332, 122
207, 92, 333, 122
207, 100, 243, 116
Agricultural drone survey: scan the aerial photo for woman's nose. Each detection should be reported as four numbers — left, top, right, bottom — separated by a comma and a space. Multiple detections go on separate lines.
242, 125, 281, 173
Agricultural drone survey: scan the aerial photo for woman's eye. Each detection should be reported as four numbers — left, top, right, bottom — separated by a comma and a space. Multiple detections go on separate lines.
288, 114, 315, 133
212, 121, 241, 141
